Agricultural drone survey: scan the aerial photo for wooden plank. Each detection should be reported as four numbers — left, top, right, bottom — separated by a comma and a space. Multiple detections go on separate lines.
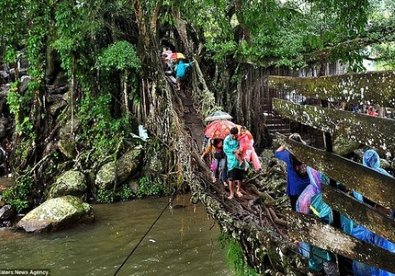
268, 71, 395, 108
322, 185, 395, 243
272, 98, 395, 152
287, 211, 395, 273
275, 133, 395, 209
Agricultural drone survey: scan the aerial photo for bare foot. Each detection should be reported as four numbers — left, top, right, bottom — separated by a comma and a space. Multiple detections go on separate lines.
227, 194, 234, 199
211, 176, 216, 183
236, 191, 243, 198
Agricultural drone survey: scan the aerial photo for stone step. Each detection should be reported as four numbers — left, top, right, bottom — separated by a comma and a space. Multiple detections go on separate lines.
268, 126, 290, 132
267, 126, 291, 133
265, 117, 287, 124
266, 123, 290, 127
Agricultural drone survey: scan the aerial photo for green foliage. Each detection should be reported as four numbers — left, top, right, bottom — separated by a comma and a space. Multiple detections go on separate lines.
6, 82, 36, 138
77, 92, 129, 163
25, 1, 50, 84
96, 188, 115, 203
51, 2, 140, 168
0, 1, 27, 60
372, 42, 395, 69
97, 41, 141, 71
53, 0, 93, 72
3, 48, 18, 64
219, 233, 258, 276
136, 176, 167, 198
6, 83, 21, 117
2, 174, 33, 213
117, 185, 134, 201
96, 185, 134, 203
17, 117, 35, 138
179, 0, 381, 67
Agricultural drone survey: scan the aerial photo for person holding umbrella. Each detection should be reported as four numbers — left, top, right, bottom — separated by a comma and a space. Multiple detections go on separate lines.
201, 119, 235, 186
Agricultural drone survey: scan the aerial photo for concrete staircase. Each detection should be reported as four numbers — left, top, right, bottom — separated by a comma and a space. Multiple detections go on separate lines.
262, 97, 291, 137
264, 113, 291, 136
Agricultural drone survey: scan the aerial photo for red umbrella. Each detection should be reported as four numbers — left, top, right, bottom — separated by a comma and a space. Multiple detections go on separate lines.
204, 120, 236, 139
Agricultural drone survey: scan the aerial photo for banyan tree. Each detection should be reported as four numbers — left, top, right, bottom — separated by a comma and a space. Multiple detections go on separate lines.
1, 0, 395, 274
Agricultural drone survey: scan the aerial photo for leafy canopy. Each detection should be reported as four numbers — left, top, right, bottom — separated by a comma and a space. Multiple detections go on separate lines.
97, 41, 141, 71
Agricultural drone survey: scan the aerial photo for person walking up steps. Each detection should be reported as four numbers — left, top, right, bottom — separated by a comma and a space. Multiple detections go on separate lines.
175, 59, 193, 91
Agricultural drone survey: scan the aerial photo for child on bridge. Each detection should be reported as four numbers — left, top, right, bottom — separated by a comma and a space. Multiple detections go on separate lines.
236, 126, 261, 171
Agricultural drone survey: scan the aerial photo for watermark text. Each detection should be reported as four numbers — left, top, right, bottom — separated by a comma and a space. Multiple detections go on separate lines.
0, 270, 49, 276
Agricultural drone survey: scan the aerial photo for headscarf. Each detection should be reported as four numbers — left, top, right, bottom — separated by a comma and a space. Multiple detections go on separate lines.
307, 167, 322, 194
362, 149, 391, 176
296, 167, 325, 214
353, 149, 391, 202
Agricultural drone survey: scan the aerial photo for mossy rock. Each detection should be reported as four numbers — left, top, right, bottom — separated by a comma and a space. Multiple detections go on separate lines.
48, 171, 87, 199
95, 146, 143, 189
57, 139, 77, 159
16, 195, 94, 232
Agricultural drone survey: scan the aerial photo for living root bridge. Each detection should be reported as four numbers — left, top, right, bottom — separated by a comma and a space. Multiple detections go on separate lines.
189, 151, 304, 274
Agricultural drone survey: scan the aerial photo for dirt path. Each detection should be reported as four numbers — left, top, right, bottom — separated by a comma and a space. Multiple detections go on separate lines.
178, 87, 205, 151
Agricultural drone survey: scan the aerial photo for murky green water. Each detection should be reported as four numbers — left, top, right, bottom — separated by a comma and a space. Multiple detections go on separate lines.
0, 195, 231, 276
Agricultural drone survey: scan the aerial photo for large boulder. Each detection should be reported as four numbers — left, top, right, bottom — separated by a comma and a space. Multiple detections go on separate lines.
95, 146, 143, 189
48, 171, 87, 199
16, 196, 94, 232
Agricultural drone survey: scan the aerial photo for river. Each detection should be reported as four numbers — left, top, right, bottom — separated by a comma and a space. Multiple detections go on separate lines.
0, 194, 231, 275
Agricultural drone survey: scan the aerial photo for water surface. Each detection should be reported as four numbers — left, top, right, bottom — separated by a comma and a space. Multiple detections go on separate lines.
0, 195, 230, 276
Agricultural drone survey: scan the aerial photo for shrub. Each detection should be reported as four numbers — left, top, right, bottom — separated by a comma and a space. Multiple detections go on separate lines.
136, 176, 167, 198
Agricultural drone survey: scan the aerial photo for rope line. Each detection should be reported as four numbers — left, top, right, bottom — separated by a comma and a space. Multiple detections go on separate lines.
113, 199, 172, 276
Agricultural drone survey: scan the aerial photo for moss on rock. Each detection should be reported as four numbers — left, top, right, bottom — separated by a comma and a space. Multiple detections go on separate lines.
48, 170, 87, 199
95, 146, 143, 189
16, 195, 94, 232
